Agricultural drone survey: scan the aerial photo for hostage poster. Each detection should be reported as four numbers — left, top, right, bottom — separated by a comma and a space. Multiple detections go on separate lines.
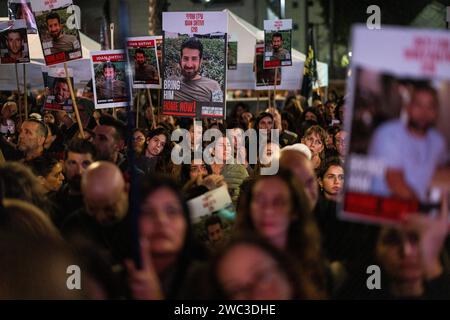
30, 0, 82, 65
162, 11, 228, 118
90, 50, 128, 109
0, 19, 30, 64
263, 19, 292, 69
126, 36, 161, 89
43, 66, 74, 112
341, 25, 450, 226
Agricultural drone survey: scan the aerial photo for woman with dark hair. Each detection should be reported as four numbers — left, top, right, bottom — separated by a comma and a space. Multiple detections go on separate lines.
132, 128, 147, 157
179, 154, 213, 188
209, 235, 319, 299
136, 127, 171, 175
235, 169, 328, 297
299, 107, 325, 129
229, 102, 249, 122
125, 174, 207, 299
29, 155, 65, 194
317, 157, 344, 203
336, 194, 450, 299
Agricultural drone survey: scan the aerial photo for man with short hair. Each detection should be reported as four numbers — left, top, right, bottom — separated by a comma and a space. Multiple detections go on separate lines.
96, 62, 127, 100
205, 215, 225, 251
270, 32, 290, 61
368, 84, 446, 201
1, 29, 27, 63
53, 78, 71, 104
45, 12, 79, 54
52, 138, 96, 227
134, 49, 158, 82
18, 119, 48, 161
93, 115, 125, 166
173, 37, 222, 103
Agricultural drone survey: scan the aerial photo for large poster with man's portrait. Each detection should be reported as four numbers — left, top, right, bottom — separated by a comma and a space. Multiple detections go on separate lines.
43, 66, 74, 111
126, 36, 161, 89
263, 19, 292, 69
341, 25, 450, 226
0, 19, 30, 64
8, 0, 37, 34
162, 11, 228, 118
90, 50, 128, 109
30, 0, 82, 65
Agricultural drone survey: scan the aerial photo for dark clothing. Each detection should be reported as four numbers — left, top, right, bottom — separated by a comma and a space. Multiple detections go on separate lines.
61, 208, 133, 264
134, 64, 158, 82
280, 130, 298, 147
52, 183, 84, 228
0, 135, 22, 161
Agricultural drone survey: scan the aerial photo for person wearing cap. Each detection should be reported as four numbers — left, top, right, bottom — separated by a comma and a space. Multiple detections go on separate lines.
96, 62, 126, 101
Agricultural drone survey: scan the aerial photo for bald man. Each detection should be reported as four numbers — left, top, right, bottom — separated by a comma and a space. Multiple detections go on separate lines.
61, 161, 131, 263
279, 148, 319, 209
81, 161, 128, 224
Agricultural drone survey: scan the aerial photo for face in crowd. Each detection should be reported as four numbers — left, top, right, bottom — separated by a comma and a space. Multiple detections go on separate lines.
139, 186, 187, 257
302, 132, 324, 157
64, 151, 94, 191
319, 164, 344, 202
41, 162, 65, 193
132, 130, 146, 155
146, 134, 167, 158
17, 121, 46, 156
216, 242, 294, 300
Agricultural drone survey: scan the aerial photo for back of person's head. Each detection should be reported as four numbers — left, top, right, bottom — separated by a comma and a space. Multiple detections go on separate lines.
98, 114, 126, 142
65, 138, 97, 159
28, 155, 59, 178
0, 162, 49, 211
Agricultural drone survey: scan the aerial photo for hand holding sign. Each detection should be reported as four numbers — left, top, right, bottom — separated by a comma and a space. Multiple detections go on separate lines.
125, 238, 163, 300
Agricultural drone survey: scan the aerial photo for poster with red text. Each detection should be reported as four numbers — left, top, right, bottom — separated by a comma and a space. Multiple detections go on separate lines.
340, 25, 450, 226
162, 11, 227, 118
30, 0, 82, 66
126, 36, 161, 89
263, 19, 292, 69
90, 50, 128, 109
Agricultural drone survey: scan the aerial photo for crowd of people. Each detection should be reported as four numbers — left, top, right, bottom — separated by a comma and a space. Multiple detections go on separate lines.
0, 89, 449, 300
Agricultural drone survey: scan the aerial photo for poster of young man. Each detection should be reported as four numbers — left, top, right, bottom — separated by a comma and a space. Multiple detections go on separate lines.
263, 19, 292, 69
126, 36, 161, 89
8, 0, 38, 34
227, 34, 237, 70
162, 11, 227, 118
341, 25, 450, 226
43, 66, 74, 112
90, 50, 128, 109
254, 42, 281, 90
30, 0, 82, 65
187, 185, 234, 252
0, 19, 30, 64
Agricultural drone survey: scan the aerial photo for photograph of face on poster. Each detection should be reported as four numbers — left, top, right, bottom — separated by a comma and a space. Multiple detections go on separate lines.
264, 19, 292, 69
126, 36, 161, 89
43, 66, 74, 111
0, 20, 30, 64
8, 0, 38, 34
342, 26, 450, 225
255, 42, 281, 89
30, 0, 82, 65
90, 50, 128, 109
162, 11, 227, 118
